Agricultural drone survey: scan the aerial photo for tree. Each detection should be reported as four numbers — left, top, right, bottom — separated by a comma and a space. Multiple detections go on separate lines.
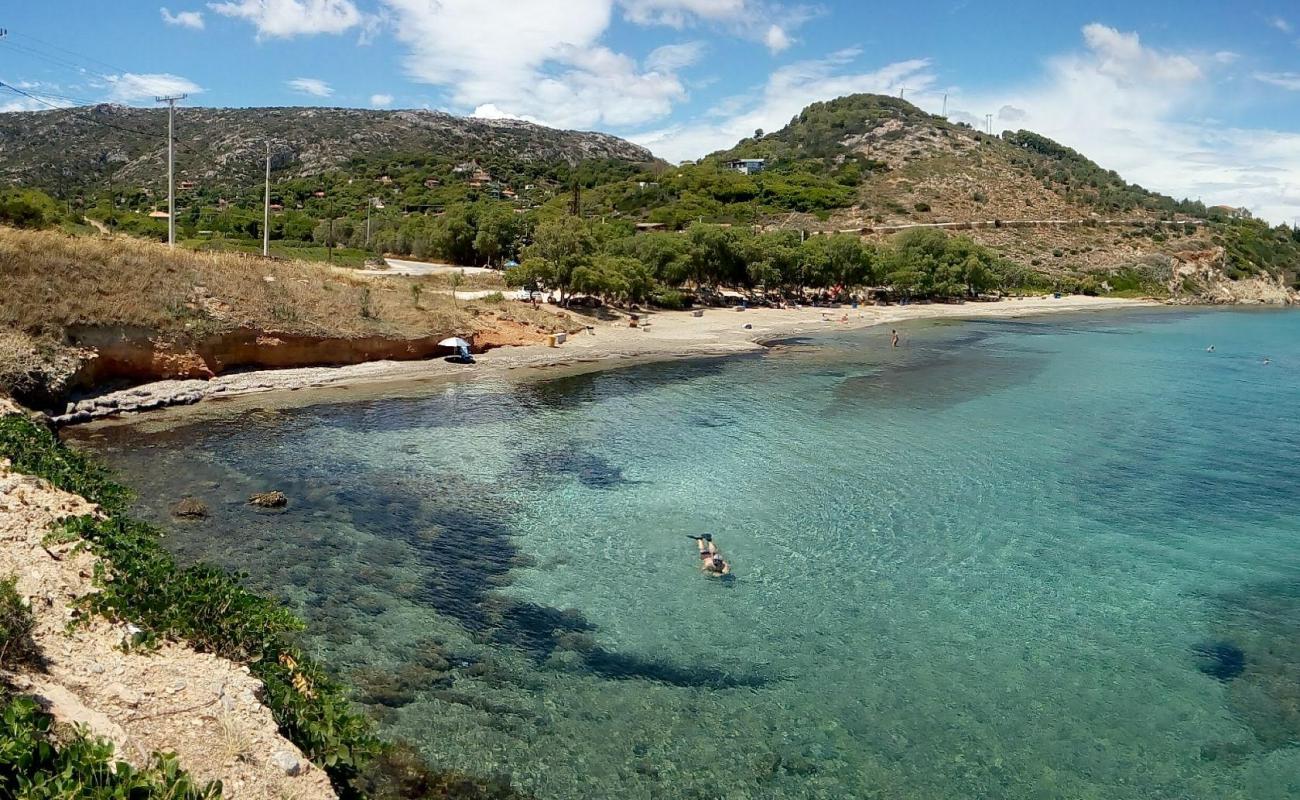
571, 255, 654, 304
431, 204, 477, 264
473, 202, 523, 266
686, 224, 744, 287
520, 216, 594, 304
825, 234, 874, 289
0, 189, 61, 229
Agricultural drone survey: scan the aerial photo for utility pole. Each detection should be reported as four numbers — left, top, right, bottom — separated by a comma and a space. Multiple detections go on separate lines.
942, 93, 948, 116
155, 93, 186, 247
985, 113, 993, 135
262, 142, 271, 257
365, 197, 375, 247
898, 86, 905, 100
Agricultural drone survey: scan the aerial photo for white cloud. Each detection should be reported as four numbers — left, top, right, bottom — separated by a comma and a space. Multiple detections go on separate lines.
945, 23, 1300, 224
379, 0, 688, 129
1080, 23, 1201, 83
646, 41, 706, 72
160, 7, 206, 29
0, 96, 56, 113
287, 77, 333, 97
621, 0, 746, 27
1254, 71, 1300, 91
1269, 16, 1292, 34
1212, 50, 1240, 64
764, 24, 791, 53
370, 93, 394, 107
998, 104, 1027, 122
470, 104, 538, 123
209, 0, 363, 38
632, 51, 934, 161
621, 1, 807, 52
102, 73, 203, 103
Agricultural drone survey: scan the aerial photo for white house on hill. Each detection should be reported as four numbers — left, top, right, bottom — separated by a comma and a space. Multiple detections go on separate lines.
726, 158, 766, 175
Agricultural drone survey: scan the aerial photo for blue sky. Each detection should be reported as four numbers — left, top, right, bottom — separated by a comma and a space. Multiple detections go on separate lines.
1, 1, 1298, 221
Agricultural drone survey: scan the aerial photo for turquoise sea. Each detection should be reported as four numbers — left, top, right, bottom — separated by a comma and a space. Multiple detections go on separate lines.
71, 308, 1300, 799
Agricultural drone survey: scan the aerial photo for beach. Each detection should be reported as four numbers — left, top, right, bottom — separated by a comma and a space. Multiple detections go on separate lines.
56, 294, 1154, 425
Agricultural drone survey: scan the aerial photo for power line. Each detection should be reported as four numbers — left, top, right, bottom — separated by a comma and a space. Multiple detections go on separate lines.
0, 80, 200, 156
3, 30, 134, 78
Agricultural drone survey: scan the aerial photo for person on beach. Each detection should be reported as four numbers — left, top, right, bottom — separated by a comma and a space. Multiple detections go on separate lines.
891, 329, 900, 348
689, 534, 731, 577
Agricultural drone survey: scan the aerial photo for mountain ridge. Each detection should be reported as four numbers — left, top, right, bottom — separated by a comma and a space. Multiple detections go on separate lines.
0, 104, 658, 193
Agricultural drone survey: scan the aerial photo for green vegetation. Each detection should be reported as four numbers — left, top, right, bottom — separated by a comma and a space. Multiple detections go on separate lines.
506, 217, 1021, 303
0, 694, 220, 799
0, 576, 38, 670
1213, 218, 1300, 284
0, 414, 528, 799
3, 564, 217, 797
0, 188, 65, 230
1002, 131, 1206, 216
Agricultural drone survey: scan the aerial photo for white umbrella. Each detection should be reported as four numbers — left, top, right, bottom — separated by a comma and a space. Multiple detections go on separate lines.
438, 337, 471, 349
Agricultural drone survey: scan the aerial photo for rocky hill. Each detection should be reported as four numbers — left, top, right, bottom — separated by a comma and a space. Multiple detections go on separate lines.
0, 105, 657, 194
716, 94, 1204, 228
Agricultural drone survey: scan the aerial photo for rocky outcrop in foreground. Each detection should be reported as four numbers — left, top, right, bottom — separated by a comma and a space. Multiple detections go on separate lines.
0, 398, 335, 799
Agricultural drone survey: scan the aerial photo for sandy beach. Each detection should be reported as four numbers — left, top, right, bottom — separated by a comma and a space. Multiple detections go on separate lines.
58, 294, 1157, 427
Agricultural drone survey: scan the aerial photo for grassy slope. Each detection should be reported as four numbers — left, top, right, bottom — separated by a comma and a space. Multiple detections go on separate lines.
0, 226, 464, 340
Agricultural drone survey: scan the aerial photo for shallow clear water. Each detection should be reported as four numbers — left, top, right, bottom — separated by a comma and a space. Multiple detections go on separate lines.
72, 309, 1300, 799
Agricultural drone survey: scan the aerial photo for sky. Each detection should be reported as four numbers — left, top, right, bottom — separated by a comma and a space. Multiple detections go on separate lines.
1, 1, 1298, 223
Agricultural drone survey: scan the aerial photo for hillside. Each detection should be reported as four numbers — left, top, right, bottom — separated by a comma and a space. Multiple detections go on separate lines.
0, 105, 657, 195
713, 94, 1205, 226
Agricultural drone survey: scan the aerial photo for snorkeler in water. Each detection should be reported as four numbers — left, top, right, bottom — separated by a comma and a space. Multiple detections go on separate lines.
688, 534, 731, 576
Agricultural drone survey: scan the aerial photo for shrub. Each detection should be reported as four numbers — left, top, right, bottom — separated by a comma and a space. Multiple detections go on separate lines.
481, 292, 505, 303
971, 190, 988, 204
913, 201, 931, 212
0, 692, 221, 798
0, 576, 38, 669
652, 289, 688, 310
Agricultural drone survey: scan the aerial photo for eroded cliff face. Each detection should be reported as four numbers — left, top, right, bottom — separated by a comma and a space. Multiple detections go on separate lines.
1168, 248, 1299, 305
6, 309, 570, 412
66, 326, 461, 388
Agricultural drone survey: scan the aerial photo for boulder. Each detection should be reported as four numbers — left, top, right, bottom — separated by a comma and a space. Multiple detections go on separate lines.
248, 491, 288, 509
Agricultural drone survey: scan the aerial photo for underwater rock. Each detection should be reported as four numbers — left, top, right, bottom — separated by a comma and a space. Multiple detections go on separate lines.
248, 490, 288, 508
1193, 640, 1246, 682
170, 497, 209, 519
577, 646, 776, 689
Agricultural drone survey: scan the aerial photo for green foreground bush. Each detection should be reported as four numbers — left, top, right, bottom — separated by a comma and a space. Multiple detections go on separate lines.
0, 413, 528, 799
0, 692, 220, 799
0, 576, 39, 670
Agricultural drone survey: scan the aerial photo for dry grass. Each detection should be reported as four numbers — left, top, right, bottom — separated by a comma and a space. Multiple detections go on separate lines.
0, 225, 574, 399
0, 226, 474, 342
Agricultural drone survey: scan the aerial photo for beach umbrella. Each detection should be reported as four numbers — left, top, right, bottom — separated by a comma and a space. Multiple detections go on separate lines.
438, 337, 471, 349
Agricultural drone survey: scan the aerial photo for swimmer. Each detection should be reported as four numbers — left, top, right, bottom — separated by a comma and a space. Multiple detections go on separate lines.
1206, 345, 1215, 352
891, 329, 900, 348
689, 534, 730, 576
